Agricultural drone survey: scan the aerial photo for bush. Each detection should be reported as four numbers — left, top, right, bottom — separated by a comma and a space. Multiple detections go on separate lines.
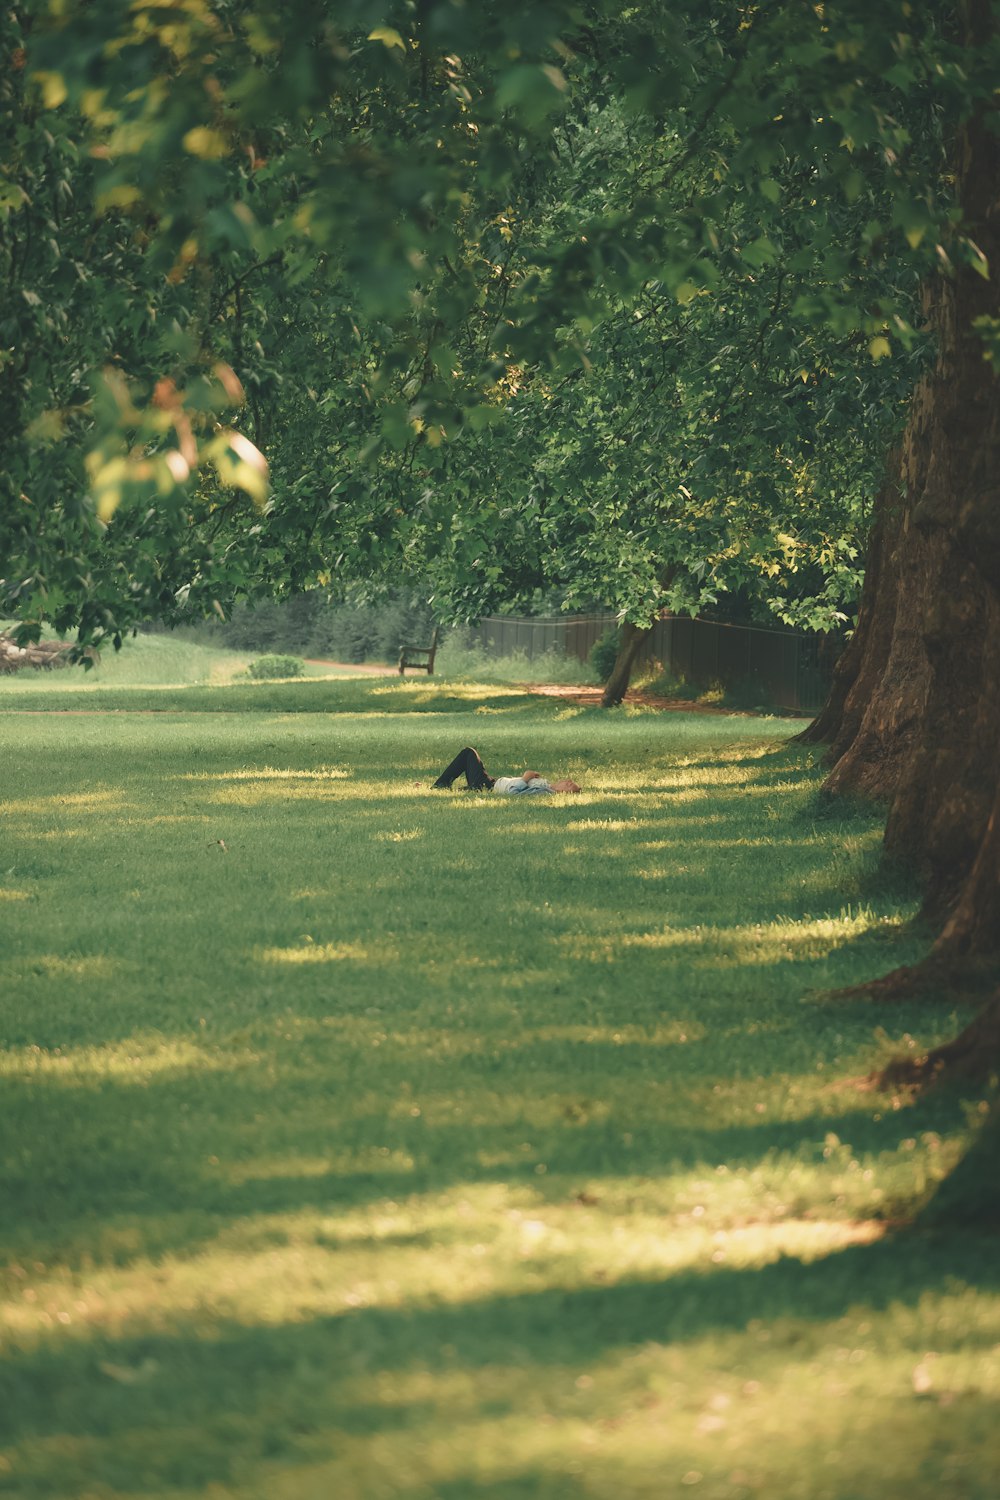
589, 628, 621, 683
247, 654, 306, 680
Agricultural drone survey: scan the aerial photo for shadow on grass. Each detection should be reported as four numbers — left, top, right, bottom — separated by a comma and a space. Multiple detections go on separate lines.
0, 678, 556, 717
1, 704, 993, 1496
1, 1230, 996, 1484
0, 1052, 974, 1274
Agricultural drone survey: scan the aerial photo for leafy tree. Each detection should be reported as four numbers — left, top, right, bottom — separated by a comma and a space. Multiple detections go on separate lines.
5, 0, 1000, 1082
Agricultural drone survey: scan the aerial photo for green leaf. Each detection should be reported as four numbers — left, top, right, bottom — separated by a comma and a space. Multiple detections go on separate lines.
496, 65, 566, 127
740, 236, 778, 269
207, 432, 269, 507
182, 127, 228, 159
368, 27, 405, 50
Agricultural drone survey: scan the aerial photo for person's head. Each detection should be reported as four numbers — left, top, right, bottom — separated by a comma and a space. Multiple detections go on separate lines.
551, 778, 582, 793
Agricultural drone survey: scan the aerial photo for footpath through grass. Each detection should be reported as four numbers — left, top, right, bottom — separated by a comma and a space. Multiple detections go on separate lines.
0, 680, 996, 1500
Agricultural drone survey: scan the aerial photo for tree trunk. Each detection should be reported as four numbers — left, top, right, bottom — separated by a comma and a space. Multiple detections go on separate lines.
601, 619, 654, 707
601, 568, 677, 708
814, 39, 1000, 978
821, 444, 932, 802
915, 1095, 1000, 1228
794, 469, 899, 751
875, 992, 1000, 1091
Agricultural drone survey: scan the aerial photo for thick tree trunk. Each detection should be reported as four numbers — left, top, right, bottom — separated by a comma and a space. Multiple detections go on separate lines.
875, 992, 1000, 1091
815, 57, 1000, 972
915, 1095, 1000, 1227
601, 619, 653, 707
933, 786, 1000, 962
821, 445, 932, 801
811, 6, 1000, 1127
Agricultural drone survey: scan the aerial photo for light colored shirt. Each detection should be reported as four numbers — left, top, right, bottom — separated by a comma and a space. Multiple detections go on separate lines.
492, 776, 553, 796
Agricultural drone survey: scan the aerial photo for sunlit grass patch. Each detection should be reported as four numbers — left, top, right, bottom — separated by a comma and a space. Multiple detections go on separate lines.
178, 765, 352, 781
580, 911, 907, 963
257, 940, 373, 964
9, 954, 122, 981
1, 786, 131, 816
0, 1034, 256, 1083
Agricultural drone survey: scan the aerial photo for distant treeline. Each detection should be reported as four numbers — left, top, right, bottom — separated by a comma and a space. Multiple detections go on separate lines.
159, 594, 437, 664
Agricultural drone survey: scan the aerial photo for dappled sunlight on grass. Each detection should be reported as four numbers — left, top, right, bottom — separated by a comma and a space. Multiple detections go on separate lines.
1, 786, 129, 816
178, 764, 351, 782
1, 1180, 900, 1350
0, 1035, 258, 1083
565, 816, 663, 832
371, 680, 529, 700
206, 780, 359, 805
2, 954, 122, 982
508, 1020, 706, 1048
257, 940, 374, 965
555, 912, 907, 967
143, 811, 214, 825
16, 826, 97, 841
0, 686, 992, 1500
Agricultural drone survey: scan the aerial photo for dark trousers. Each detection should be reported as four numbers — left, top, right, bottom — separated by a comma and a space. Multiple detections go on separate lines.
432, 746, 495, 790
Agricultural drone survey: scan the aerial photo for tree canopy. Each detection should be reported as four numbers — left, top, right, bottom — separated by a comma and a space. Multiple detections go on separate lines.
5, 0, 992, 651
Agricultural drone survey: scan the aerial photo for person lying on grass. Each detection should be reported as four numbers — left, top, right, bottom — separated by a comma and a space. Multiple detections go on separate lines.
431, 746, 581, 795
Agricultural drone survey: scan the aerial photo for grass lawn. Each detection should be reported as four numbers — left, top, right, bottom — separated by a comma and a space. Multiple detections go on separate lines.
0, 628, 393, 693
0, 678, 996, 1500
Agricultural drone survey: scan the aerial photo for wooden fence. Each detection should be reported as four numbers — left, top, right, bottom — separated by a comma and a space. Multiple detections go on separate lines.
475, 613, 837, 711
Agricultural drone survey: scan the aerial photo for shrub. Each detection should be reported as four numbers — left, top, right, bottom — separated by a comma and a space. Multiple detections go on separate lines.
589, 628, 621, 683
247, 654, 306, 680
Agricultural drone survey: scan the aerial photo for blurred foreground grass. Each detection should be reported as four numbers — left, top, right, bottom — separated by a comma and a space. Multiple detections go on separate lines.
0, 681, 996, 1499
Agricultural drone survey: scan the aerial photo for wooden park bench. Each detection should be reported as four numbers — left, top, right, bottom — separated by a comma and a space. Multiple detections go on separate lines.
398, 626, 439, 677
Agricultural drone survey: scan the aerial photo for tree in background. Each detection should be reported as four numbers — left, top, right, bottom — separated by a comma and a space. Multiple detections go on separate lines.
4, 1, 923, 645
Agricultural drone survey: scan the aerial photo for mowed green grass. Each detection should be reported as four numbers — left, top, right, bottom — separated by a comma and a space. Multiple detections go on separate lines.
0, 680, 996, 1500
0, 628, 386, 693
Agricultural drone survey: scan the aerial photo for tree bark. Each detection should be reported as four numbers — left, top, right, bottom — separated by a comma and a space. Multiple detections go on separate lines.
821, 448, 931, 802
812, 38, 1000, 974
601, 619, 654, 707
875, 992, 1000, 1091
915, 1095, 1000, 1227
601, 567, 677, 708
806, 7, 1000, 1128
